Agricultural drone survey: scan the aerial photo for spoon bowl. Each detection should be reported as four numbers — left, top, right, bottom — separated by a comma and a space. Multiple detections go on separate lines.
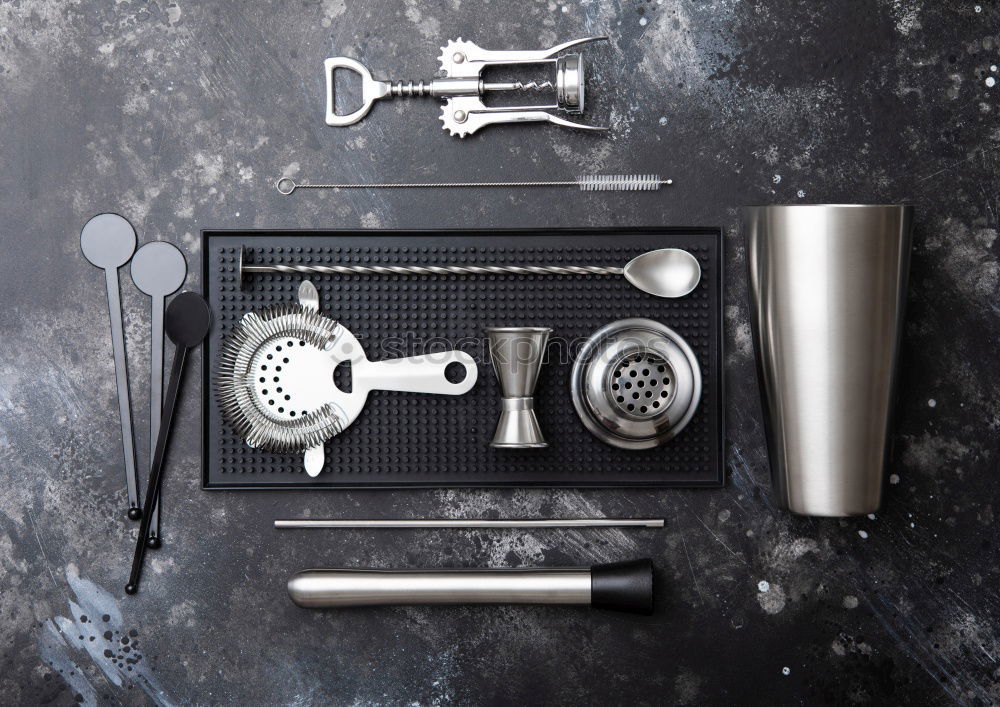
623, 248, 701, 298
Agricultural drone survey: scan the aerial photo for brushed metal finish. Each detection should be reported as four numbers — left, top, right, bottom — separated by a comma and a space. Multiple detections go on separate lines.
570, 319, 701, 449
743, 204, 913, 516
486, 327, 551, 448
241, 247, 693, 297
622, 248, 701, 298
215, 283, 478, 474
323, 37, 607, 136
287, 568, 592, 608
275, 518, 665, 528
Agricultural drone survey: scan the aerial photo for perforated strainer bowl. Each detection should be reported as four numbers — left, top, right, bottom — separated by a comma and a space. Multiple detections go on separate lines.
570, 318, 701, 450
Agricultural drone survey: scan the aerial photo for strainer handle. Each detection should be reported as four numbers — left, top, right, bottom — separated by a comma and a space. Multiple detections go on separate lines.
353, 351, 478, 395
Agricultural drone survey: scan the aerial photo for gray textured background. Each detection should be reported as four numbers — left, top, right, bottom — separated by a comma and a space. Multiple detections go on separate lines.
2, 0, 998, 705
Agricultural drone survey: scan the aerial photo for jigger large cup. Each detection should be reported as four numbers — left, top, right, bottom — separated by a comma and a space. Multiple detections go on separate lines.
743, 205, 913, 516
486, 327, 551, 448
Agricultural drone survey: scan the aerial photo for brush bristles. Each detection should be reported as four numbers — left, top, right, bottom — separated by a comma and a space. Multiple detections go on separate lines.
214, 304, 345, 453
578, 174, 667, 191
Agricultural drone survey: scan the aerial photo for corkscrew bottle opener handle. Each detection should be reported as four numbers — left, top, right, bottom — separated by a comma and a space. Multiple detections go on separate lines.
322, 36, 608, 136
324, 57, 391, 127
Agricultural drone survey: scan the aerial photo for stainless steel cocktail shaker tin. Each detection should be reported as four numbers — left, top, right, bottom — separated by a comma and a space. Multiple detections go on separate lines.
743, 204, 913, 516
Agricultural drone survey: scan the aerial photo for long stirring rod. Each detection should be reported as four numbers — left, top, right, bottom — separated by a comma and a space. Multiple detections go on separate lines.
105, 268, 141, 518
126, 292, 210, 595
81, 213, 141, 519
130, 240, 187, 548
146, 297, 164, 545
274, 519, 665, 529
125, 341, 186, 594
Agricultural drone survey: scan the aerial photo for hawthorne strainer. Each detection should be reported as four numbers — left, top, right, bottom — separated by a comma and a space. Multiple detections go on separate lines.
215, 281, 478, 476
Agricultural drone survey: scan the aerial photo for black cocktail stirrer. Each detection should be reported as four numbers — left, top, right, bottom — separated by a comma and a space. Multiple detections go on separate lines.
126, 292, 211, 595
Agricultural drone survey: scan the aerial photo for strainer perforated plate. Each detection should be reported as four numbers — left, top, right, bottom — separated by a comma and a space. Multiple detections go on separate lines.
611, 351, 675, 418
571, 318, 702, 450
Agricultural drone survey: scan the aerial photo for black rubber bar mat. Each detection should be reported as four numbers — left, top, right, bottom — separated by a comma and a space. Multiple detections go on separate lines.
201, 229, 724, 489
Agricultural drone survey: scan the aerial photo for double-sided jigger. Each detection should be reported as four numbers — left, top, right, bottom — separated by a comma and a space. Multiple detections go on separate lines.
486, 327, 551, 448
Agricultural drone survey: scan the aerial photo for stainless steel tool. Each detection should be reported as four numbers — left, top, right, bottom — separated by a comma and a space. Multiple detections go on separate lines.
80, 213, 141, 520
215, 281, 479, 476
486, 327, 550, 448
743, 204, 913, 516
288, 559, 653, 614
125, 293, 211, 595
130, 241, 187, 548
571, 319, 702, 449
239, 247, 701, 299
276, 174, 673, 195
325, 36, 607, 136
275, 519, 665, 528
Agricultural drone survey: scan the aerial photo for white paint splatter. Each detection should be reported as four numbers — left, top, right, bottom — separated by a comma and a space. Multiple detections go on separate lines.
858, 530, 869, 539
782, 666, 791, 676
637, 3, 736, 95
986, 77, 996, 88
797, 189, 806, 198
38, 565, 174, 706
320, 0, 346, 27
843, 595, 859, 609
891, 1, 921, 36
772, 174, 782, 184
402, 0, 441, 39
758, 580, 770, 592
889, 473, 900, 484
928, 398, 937, 407
38, 621, 100, 706
658, 116, 668, 126
757, 583, 787, 614
192, 152, 224, 186
639, 17, 647, 26
867, 513, 876, 520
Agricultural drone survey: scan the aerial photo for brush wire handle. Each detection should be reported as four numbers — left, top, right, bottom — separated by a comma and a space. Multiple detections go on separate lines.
276, 175, 671, 194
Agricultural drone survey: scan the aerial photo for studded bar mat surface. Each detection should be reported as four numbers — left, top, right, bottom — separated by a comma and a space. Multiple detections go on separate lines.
202, 229, 724, 489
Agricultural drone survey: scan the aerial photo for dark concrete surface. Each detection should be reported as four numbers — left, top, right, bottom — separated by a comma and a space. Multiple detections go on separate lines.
1, 1, 998, 704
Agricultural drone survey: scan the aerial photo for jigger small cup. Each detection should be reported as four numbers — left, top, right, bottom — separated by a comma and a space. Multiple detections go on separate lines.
486, 327, 552, 448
